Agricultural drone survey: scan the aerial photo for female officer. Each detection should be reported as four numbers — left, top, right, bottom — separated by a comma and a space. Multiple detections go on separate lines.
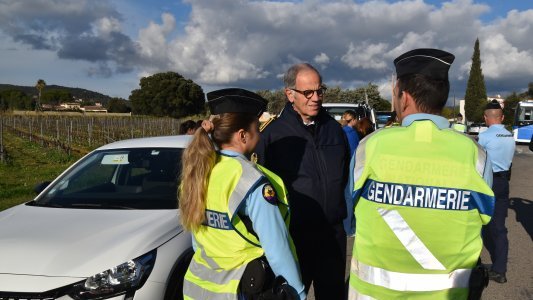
179, 88, 306, 300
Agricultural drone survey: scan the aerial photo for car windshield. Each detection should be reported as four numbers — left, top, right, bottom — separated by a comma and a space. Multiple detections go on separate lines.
29, 148, 183, 210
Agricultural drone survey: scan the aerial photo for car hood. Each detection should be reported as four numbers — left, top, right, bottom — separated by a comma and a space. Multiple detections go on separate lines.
0, 204, 184, 278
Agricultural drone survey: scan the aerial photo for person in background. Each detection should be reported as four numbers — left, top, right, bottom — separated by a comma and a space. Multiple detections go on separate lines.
478, 99, 516, 284
342, 110, 360, 156
347, 48, 494, 300
452, 113, 467, 133
255, 63, 349, 300
180, 88, 305, 300
354, 116, 374, 140
342, 110, 360, 238
179, 119, 199, 135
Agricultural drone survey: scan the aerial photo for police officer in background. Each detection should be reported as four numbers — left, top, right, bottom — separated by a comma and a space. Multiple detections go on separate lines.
180, 88, 305, 300
452, 113, 467, 133
347, 48, 495, 299
478, 99, 516, 284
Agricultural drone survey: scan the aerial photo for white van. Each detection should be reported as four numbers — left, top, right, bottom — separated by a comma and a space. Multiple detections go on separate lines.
322, 103, 377, 130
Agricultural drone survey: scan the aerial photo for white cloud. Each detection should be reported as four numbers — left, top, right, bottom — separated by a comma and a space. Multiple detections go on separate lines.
138, 13, 175, 62
314, 52, 330, 65
1, 0, 532, 98
460, 34, 533, 80
342, 41, 388, 69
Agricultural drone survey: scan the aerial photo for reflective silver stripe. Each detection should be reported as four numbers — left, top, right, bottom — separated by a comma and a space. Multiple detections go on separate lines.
352, 259, 471, 291
227, 156, 263, 216
198, 244, 221, 269
183, 279, 237, 300
377, 208, 446, 270
474, 143, 487, 177
353, 138, 368, 182
188, 259, 247, 285
348, 284, 376, 300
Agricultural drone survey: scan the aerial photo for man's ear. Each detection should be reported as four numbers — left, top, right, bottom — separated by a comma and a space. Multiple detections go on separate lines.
402, 91, 418, 113
285, 88, 295, 103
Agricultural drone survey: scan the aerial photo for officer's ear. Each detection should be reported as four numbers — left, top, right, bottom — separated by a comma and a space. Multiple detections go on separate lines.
402, 91, 417, 113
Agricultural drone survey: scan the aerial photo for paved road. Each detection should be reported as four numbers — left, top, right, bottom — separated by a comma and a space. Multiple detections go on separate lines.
308, 144, 533, 300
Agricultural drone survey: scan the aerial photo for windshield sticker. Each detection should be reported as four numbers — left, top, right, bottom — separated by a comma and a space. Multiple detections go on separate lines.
101, 154, 129, 165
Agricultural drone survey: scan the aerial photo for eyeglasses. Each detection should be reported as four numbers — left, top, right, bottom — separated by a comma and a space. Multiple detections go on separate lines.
290, 87, 326, 99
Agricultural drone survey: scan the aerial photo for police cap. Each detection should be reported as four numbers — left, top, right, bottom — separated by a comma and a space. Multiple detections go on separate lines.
207, 88, 267, 117
394, 48, 455, 80
485, 99, 502, 110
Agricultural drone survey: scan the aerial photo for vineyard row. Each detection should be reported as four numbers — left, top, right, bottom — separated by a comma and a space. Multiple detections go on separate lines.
0, 114, 185, 155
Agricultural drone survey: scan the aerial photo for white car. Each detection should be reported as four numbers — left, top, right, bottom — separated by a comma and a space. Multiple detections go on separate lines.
0, 135, 194, 300
468, 123, 488, 135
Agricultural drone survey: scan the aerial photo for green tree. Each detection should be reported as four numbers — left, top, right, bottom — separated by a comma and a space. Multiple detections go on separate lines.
256, 89, 286, 115
129, 72, 205, 118
0, 90, 32, 110
35, 79, 46, 111
107, 97, 131, 113
464, 39, 488, 123
41, 89, 73, 106
528, 82, 533, 98
503, 92, 522, 126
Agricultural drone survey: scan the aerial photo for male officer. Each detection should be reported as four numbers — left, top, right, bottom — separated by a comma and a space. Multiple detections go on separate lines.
347, 48, 494, 299
255, 63, 349, 300
478, 99, 515, 283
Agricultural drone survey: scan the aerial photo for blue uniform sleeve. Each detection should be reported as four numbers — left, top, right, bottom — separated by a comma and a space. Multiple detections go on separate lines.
343, 152, 356, 236
483, 157, 493, 188
242, 183, 306, 300
478, 132, 493, 187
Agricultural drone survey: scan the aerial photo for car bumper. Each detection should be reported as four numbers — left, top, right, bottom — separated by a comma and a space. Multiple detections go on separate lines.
0, 274, 165, 300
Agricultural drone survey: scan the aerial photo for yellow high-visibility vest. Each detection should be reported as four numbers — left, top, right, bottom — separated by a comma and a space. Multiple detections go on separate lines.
349, 120, 494, 300
183, 154, 291, 300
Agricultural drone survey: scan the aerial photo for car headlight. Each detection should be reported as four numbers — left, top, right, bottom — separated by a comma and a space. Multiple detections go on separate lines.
68, 249, 156, 300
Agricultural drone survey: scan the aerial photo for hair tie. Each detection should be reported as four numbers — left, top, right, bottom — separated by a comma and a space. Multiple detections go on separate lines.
201, 120, 214, 134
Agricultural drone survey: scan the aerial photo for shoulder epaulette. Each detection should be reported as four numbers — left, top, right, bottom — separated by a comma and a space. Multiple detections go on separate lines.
260, 115, 277, 132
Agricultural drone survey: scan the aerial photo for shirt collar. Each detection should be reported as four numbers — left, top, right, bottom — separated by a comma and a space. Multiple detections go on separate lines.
402, 113, 450, 130
219, 149, 247, 159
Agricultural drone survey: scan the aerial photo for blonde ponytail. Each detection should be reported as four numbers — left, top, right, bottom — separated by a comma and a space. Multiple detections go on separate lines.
179, 127, 216, 231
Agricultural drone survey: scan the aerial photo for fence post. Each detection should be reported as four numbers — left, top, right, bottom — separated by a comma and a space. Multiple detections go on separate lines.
0, 116, 4, 164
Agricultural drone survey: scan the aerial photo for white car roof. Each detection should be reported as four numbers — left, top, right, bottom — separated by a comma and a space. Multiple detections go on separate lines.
322, 103, 361, 107
96, 135, 193, 150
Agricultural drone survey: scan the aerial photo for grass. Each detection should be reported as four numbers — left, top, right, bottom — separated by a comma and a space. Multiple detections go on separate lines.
0, 130, 83, 211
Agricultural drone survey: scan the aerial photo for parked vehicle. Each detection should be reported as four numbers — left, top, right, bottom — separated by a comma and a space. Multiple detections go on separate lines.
0, 135, 194, 300
467, 122, 488, 135
322, 103, 377, 130
375, 111, 394, 129
513, 100, 533, 143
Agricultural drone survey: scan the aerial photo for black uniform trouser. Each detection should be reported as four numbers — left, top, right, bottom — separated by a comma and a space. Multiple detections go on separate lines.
482, 175, 509, 274
290, 222, 346, 300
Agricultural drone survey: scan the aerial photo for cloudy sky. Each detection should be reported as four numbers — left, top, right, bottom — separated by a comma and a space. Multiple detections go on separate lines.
0, 0, 531, 104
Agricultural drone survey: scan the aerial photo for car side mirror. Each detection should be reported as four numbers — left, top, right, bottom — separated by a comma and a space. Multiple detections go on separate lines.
34, 181, 51, 194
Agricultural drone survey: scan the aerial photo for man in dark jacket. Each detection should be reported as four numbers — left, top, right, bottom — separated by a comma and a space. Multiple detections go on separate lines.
255, 63, 349, 300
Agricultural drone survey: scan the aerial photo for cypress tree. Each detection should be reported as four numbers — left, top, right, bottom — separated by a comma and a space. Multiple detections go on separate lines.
464, 38, 487, 123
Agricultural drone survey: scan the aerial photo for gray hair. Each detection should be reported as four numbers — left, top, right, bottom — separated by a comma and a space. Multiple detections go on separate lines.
283, 63, 322, 89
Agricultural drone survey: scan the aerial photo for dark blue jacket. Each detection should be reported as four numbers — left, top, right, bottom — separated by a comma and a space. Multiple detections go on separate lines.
255, 102, 349, 228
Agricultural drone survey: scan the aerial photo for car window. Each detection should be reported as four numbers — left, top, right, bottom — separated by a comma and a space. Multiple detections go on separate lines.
33, 148, 183, 210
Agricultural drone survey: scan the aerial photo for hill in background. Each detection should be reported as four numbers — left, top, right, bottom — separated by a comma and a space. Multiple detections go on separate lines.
0, 83, 116, 105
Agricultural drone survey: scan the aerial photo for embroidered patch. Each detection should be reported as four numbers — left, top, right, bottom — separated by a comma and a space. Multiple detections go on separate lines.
262, 184, 278, 205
